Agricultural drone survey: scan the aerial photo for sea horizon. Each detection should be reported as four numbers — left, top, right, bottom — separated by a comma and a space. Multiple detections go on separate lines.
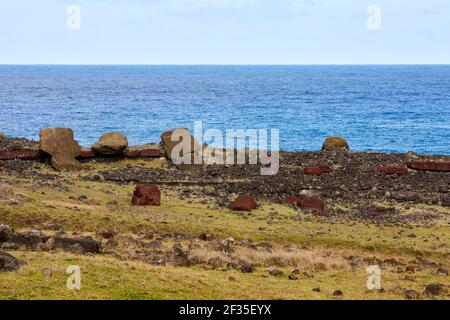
1, 64, 449, 155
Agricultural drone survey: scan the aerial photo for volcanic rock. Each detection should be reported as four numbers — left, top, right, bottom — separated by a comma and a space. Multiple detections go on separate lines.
229, 195, 257, 212
160, 128, 201, 167
304, 165, 332, 175
0, 251, 26, 272
406, 161, 450, 172
322, 136, 349, 152
131, 184, 161, 206
53, 236, 101, 254
378, 165, 408, 175
424, 283, 448, 297
92, 132, 128, 156
0, 224, 13, 243
39, 128, 81, 171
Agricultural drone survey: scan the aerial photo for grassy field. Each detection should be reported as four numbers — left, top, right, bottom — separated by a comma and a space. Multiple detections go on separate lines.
0, 159, 449, 300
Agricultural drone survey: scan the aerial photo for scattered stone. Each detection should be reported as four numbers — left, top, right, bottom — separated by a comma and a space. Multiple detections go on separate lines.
424, 283, 448, 297
172, 242, 190, 267
288, 273, 298, 280
0, 251, 26, 272
41, 268, 53, 278
268, 268, 284, 277
298, 197, 325, 213
13, 229, 43, 248
304, 165, 332, 176
0, 224, 13, 243
99, 231, 115, 240
378, 165, 408, 175
229, 195, 257, 212
145, 240, 162, 248
228, 276, 236, 282
404, 290, 421, 300
92, 132, 128, 156
131, 184, 161, 206
405, 265, 416, 273
333, 290, 344, 297
322, 136, 349, 152
39, 128, 81, 171
291, 268, 300, 275
437, 267, 449, 276
53, 236, 101, 254
313, 287, 321, 292
238, 260, 255, 273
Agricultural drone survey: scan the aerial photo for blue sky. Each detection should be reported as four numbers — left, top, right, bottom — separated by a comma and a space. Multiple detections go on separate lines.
1, 0, 449, 64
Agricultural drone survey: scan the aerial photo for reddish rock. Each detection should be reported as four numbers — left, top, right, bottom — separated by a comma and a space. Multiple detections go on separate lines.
229, 195, 257, 212
78, 149, 96, 159
285, 195, 300, 206
298, 197, 325, 213
124, 150, 140, 158
131, 184, 161, 206
377, 165, 408, 175
140, 148, 161, 158
284, 195, 325, 213
0, 150, 44, 160
304, 165, 332, 176
406, 161, 450, 172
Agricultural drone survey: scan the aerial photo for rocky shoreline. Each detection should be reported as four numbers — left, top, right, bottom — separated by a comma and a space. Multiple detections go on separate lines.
1, 131, 450, 221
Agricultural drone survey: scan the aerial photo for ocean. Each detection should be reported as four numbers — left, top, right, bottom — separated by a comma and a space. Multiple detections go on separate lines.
0, 65, 449, 154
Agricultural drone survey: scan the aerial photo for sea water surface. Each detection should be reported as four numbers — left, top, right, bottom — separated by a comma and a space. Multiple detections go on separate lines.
0, 65, 449, 154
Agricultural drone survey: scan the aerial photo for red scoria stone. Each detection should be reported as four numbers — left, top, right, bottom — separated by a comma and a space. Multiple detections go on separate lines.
377, 165, 408, 175
124, 150, 140, 158
78, 150, 96, 159
139, 148, 161, 158
285, 195, 300, 206
284, 195, 325, 213
131, 184, 161, 206
406, 161, 450, 172
229, 195, 257, 212
304, 165, 333, 176
297, 197, 325, 213
0, 150, 44, 160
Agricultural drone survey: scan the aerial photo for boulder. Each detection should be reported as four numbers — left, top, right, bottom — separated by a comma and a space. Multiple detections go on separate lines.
424, 283, 448, 297
92, 132, 128, 156
161, 128, 201, 167
12, 229, 43, 248
404, 290, 421, 300
131, 184, 161, 206
0, 224, 13, 243
0, 251, 26, 272
229, 195, 257, 212
298, 197, 325, 213
322, 136, 349, 152
238, 260, 255, 273
285, 195, 325, 213
39, 128, 81, 171
53, 236, 101, 254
